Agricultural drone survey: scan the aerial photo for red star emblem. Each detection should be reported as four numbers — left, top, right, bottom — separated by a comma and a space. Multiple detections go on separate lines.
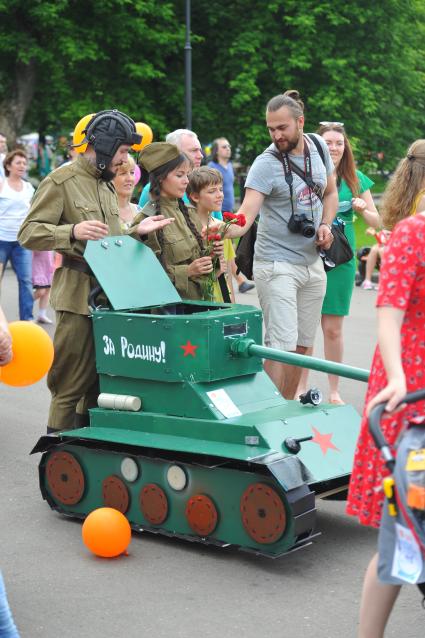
179, 340, 198, 357
311, 426, 340, 455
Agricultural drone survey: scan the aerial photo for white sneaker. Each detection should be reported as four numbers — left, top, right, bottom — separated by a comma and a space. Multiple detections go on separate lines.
37, 315, 53, 324
361, 279, 374, 290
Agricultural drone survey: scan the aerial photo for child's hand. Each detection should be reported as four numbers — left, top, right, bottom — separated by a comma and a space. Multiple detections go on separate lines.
365, 227, 376, 236
211, 239, 224, 261
0, 327, 12, 366
188, 256, 213, 278
201, 222, 223, 242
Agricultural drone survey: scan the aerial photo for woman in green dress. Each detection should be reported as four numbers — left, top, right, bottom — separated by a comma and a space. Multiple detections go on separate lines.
318, 122, 380, 403
297, 123, 380, 404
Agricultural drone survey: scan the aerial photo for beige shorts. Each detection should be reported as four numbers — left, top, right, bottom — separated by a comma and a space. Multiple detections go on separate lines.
253, 257, 326, 351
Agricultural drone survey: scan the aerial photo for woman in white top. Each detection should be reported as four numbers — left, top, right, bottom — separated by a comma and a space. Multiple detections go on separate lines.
0, 150, 35, 320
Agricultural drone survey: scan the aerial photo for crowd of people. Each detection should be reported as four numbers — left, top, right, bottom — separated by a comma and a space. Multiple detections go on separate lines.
2, 94, 425, 637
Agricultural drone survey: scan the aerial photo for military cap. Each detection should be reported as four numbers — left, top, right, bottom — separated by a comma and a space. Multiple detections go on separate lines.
139, 142, 181, 172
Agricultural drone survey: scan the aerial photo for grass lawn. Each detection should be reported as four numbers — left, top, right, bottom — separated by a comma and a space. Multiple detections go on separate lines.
353, 215, 377, 249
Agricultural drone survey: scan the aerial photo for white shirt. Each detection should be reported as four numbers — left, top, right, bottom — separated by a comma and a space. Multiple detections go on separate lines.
0, 179, 35, 241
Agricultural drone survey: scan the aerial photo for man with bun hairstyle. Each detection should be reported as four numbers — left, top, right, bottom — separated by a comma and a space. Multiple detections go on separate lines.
18, 110, 172, 433
224, 90, 338, 400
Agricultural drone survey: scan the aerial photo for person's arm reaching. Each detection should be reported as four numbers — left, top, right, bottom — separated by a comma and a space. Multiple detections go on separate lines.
222, 188, 264, 239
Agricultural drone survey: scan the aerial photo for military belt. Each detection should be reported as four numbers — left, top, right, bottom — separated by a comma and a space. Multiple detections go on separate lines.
62, 255, 94, 276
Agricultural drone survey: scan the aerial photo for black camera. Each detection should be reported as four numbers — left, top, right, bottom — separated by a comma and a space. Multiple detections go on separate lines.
287, 212, 316, 238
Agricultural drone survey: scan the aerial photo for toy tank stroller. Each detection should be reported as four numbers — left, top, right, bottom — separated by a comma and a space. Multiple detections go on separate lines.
369, 389, 425, 600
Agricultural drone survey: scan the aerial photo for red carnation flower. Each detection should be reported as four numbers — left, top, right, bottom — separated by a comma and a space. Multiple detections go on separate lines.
223, 212, 237, 221
236, 214, 246, 227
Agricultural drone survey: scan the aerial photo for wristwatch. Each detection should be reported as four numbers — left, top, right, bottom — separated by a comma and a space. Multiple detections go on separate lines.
319, 222, 332, 231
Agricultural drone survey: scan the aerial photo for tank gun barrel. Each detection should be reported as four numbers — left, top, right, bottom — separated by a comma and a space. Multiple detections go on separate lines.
231, 338, 369, 383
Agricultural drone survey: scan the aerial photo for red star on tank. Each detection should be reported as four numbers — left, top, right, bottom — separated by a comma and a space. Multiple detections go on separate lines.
179, 340, 198, 357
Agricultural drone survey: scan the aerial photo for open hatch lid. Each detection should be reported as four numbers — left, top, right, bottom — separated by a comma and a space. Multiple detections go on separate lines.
84, 235, 182, 310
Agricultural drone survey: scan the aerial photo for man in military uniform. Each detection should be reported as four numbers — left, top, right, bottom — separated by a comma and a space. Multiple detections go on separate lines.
18, 110, 172, 433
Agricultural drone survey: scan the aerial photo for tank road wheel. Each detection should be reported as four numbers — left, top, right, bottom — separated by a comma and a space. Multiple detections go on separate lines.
240, 483, 286, 544
102, 475, 129, 514
46, 451, 85, 506
139, 484, 168, 525
185, 494, 218, 537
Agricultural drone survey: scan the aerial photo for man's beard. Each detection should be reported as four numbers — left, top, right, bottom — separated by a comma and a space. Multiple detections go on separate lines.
101, 165, 116, 182
275, 130, 301, 154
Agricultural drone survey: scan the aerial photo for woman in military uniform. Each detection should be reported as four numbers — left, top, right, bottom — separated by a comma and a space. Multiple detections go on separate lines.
135, 142, 223, 300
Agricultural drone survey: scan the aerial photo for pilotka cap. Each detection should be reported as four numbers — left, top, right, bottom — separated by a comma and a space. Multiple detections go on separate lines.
139, 142, 181, 172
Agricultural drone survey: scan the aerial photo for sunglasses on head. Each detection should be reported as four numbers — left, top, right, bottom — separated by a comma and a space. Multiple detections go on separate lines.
319, 121, 344, 128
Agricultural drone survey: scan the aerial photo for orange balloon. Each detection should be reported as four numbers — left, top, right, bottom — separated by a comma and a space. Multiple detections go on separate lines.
0, 321, 54, 387
132, 122, 153, 151
73, 113, 96, 154
82, 507, 131, 558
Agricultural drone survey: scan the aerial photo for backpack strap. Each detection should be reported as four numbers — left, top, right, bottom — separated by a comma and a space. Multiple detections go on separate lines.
306, 133, 326, 166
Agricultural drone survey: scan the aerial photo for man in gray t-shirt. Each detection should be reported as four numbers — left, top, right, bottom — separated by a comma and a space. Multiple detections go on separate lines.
227, 91, 338, 400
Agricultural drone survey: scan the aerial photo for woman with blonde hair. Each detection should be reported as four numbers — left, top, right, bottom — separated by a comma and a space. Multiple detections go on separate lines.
346, 139, 425, 637
112, 155, 139, 231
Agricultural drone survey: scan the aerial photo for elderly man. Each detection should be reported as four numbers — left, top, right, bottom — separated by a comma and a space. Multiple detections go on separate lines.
225, 90, 338, 399
138, 128, 203, 207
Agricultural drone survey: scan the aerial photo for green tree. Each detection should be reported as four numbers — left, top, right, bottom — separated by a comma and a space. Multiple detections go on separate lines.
188, 0, 425, 167
0, 0, 184, 144
0, 0, 424, 171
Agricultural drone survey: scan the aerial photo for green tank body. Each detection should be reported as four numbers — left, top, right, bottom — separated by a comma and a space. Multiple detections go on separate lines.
32, 236, 367, 557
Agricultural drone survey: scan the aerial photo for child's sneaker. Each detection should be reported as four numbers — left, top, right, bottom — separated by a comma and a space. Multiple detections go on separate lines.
361, 279, 374, 290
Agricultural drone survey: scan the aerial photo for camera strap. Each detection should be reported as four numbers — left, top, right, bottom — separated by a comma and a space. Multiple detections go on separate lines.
270, 136, 324, 205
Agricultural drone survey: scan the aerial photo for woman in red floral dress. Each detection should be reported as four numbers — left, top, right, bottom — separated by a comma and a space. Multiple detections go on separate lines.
346, 139, 425, 637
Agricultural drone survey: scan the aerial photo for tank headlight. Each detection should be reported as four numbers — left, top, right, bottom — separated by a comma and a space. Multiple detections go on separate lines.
167, 465, 187, 491
299, 387, 323, 406
120, 457, 139, 482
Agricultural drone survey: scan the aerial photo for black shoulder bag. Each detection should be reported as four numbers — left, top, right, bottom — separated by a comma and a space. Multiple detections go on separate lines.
320, 217, 354, 271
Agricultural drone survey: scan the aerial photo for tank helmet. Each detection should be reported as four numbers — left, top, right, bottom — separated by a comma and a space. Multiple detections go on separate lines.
82, 109, 141, 172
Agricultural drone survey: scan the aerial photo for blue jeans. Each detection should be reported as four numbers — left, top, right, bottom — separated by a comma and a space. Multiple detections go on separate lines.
0, 241, 33, 320
0, 572, 19, 637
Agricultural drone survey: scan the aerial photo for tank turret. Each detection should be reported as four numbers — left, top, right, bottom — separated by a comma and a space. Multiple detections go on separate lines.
33, 236, 367, 557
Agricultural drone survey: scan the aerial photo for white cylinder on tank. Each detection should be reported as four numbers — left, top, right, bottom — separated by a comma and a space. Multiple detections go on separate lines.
97, 393, 142, 412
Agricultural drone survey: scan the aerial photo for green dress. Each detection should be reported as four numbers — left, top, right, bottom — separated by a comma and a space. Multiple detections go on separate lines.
322, 170, 374, 316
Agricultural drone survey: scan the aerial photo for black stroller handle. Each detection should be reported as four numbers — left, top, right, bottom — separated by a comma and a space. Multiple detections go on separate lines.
369, 389, 425, 471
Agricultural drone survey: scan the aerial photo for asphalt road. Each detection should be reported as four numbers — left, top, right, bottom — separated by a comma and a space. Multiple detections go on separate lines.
0, 269, 422, 638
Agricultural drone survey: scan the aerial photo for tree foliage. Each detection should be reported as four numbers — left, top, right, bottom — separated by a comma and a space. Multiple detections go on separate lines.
0, 0, 424, 168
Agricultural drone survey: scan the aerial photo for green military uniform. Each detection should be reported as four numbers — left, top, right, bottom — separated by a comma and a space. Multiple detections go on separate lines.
134, 197, 205, 300
18, 155, 123, 430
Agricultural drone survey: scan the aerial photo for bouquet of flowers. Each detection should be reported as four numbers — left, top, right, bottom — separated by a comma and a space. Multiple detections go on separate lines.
201, 212, 246, 302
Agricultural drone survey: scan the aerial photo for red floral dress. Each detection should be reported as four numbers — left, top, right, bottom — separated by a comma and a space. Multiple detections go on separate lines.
346, 215, 425, 527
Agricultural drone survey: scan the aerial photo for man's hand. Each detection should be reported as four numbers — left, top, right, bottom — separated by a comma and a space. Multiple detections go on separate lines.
0, 327, 12, 366
316, 224, 334, 249
73, 220, 109, 241
201, 221, 222, 240
137, 215, 174, 236
187, 256, 213, 278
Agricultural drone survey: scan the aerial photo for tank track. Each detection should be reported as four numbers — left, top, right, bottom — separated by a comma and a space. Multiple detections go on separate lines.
33, 435, 318, 558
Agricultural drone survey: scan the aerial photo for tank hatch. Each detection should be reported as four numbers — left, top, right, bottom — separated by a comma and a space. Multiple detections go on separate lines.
84, 235, 181, 311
